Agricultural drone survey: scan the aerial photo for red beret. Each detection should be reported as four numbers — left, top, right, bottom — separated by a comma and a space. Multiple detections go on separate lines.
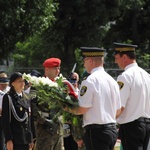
43, 58, 61, 68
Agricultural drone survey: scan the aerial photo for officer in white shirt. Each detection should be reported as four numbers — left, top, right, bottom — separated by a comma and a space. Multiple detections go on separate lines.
113, 42, 150, 150
66, 47, 121, 150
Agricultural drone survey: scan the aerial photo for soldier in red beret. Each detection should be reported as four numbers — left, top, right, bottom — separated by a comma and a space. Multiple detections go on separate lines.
34, 57, 64, 150
43, 58, 61, 81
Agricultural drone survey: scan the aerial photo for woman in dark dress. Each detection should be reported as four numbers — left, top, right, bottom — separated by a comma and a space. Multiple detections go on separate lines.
2, 72, 35, 150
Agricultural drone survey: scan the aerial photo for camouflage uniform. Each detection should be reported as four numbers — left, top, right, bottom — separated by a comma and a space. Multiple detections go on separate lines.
30, 58, 64, 150
72, 116, 86, 150
31, 95, 64, 150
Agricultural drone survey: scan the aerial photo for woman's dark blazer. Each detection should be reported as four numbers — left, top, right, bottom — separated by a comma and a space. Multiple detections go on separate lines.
2, 92, 35, 145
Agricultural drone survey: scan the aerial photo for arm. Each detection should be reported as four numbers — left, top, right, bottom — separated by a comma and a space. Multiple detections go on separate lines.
2, 94, 13, 146
6, 140, 13, 150
65, 106, 89, 115
116, 108, 121, 119
0, 92, 4, 116
116, 107, 124, 119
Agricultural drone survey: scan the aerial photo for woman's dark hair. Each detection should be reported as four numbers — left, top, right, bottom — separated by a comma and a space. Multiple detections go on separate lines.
9, 72, 23, 86
9, 86, 16, 93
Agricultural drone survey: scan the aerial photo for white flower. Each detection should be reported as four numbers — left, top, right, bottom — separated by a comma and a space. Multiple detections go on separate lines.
23, 73, 32, 80
23, 73, 58, 87
55, 73, 66, 80
41, 77, 58, 87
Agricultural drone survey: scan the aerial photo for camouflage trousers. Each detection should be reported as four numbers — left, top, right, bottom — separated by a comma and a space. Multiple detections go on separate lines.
34, 121, 64, 150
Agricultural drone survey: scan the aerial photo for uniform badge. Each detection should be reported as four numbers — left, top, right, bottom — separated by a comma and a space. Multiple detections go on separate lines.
117, 81, 124, 90
80, 86, 87, 96
20, 107, 23, 111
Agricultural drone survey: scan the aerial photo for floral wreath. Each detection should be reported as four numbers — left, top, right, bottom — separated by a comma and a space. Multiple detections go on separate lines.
23, 73, 82, 126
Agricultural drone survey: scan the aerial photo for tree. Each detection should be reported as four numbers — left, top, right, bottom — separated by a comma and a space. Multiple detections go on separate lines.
0, 0, 57, 59
12, 0, 150, 77
40, 0, 120, 72
104, 0, 150, 69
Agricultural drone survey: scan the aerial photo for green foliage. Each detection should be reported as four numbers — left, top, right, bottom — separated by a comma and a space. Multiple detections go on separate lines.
104, 0, 150, 54
14, 32, 65, 74
136, 51, 150, 68
15, 35, 45, 68
0, 0, 57, 59
36, 0, 121, 73
1, 0, 150, 76
23, 73, 81, 126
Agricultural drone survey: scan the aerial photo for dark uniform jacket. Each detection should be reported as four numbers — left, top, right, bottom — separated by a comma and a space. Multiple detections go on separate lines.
2, 92, 35, 145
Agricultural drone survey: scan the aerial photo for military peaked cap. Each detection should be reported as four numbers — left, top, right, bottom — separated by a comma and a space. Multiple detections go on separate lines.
0, 77, 9, 84
113, 42, 138, 55
80, 47, 106, 57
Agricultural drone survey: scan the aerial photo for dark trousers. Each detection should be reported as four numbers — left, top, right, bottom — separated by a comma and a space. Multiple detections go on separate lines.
0, 117, 5, 150
64, 135, 78, 150
83, 124, 117, 150
13, 144, 29, 150
119, 118, 150, 150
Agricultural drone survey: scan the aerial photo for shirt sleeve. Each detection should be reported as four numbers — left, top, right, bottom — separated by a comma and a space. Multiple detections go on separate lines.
78, 79, 94, 108
117, 74, 130, 108
0, 92, 5, 109
0, 96, 3, 109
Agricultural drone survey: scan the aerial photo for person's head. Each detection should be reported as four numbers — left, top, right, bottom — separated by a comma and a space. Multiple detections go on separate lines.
69, 72, 79, 88
80, 47, 106, 73
9, 72, 25, 93
43, 57, 61, 80
70, 72, 79, 82
0, 72, 9, 91
113, 42, 137, 69
30, 70, 42, 77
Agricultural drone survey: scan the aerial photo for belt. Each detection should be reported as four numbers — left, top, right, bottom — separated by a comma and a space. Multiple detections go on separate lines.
40, 112, 51, 119
63, 124, 71, 138
136, 117, 150, 122
84, 123, 116, 131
